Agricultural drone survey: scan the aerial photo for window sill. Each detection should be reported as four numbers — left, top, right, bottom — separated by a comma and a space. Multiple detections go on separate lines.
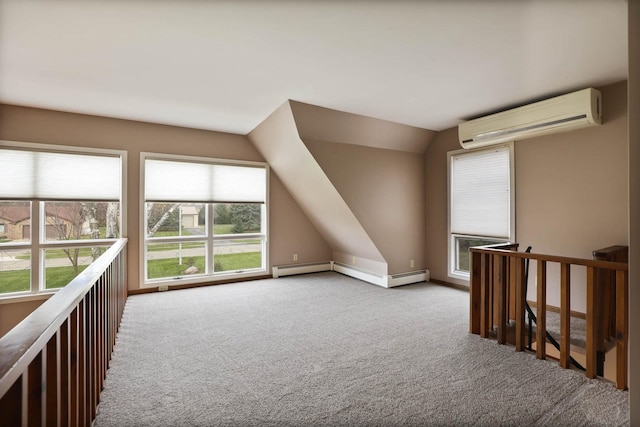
141, 269, 268, 290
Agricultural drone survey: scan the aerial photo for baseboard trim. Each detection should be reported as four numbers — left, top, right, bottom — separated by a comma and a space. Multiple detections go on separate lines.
429, 278, 470, 292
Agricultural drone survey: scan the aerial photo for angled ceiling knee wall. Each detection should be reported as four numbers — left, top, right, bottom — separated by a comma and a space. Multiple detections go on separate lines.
248, 100, 435, 276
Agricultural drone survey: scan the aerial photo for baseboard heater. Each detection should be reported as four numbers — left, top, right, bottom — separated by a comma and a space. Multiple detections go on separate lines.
330, 262, 429, 288
272, 261, 333, 278
272, 261, 429, 288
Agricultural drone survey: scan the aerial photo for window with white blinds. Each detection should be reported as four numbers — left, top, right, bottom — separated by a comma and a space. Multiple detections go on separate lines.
448, 144, 514, 278
450, 145, 512, 239
0, 142, 125, 297
141, 154, 268, 287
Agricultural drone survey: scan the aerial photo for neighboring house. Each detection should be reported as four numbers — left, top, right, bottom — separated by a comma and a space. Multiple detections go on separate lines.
0, 204, 83, 242
180, 205, 200, 229
0, 205, 29, 241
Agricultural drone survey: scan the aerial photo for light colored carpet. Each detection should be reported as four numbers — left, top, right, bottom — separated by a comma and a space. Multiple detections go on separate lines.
95, 272, 629, 426
529, 307, 588, 349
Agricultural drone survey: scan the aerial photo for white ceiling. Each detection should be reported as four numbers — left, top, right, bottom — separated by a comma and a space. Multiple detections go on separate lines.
0, 1, 628, 135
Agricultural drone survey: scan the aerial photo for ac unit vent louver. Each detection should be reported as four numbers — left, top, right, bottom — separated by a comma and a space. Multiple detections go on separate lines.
458, 88, 602, 149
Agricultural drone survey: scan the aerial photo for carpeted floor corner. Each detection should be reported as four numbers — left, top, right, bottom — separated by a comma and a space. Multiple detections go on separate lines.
94, 272, 629, 426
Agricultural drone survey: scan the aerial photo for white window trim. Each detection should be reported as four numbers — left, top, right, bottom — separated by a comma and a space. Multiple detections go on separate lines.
447, 142, 515, 281
0, 140, 127, 300
139, 152, 269, 289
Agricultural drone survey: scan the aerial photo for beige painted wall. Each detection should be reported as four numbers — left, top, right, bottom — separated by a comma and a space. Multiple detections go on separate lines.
0, 104, 330, 335
425, 127, 461, 285
305, 139, 426, 274
517, 81, 628, 312
248, 101, 387, 272
425, 81, 629, 312
0, 298, 46, 337
290, 100, 435, 153
269, 171, 332, 266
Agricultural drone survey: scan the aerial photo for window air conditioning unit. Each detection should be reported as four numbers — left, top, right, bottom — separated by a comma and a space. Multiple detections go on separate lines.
458, 87, 602, 149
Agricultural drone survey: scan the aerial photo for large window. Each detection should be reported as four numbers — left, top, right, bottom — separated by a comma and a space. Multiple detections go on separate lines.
0, 142, 125, 297
142, 154, 267, 286
448, 144, 514, 279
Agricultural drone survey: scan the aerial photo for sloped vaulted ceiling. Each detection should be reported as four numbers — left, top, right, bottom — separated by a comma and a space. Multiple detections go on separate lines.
248, 101, 435, 275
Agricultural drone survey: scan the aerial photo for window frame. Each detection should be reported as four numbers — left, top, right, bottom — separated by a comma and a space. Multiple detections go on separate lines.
140, 152, 269, 288
447, 143, 515, 281
0, 140, 127, 300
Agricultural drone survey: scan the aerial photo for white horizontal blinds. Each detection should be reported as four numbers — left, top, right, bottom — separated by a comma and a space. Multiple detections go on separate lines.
211, 164, 266, 203
0, 148, 121, 200
145, 159, 212, 202
145, 158, 266, 203
450, 146, 511, 238
1, 149, 35, 197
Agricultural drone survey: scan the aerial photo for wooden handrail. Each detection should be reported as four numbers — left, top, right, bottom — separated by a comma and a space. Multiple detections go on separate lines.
469, 243, 628, 390
0, 238, 127, 426
470, 246, 628, 271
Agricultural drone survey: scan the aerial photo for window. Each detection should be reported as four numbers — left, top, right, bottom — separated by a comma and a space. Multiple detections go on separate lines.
142, 154, 267, 286
0, 142, 125, 297
448, 144, 514, 279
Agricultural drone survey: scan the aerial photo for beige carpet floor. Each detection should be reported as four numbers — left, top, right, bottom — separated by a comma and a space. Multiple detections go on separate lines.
95, 272, 629, 426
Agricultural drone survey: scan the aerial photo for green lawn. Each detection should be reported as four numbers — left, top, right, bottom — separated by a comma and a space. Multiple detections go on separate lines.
0, 264, 90, 293
147, 252, 261, 279
45, 265, 89, 289
0, 269, 30, 293
214, 224, 234, 234
1, 251, 262, 294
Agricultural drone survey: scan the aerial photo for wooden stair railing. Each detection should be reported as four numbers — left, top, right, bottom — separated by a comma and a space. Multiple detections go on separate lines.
0, 239, 127, 426
469, 243, 628, 390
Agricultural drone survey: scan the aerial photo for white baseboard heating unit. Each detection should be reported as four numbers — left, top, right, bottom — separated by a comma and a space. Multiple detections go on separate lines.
273, 261, 429, 288
272, 261, 333, 278
387, 269, 430, 288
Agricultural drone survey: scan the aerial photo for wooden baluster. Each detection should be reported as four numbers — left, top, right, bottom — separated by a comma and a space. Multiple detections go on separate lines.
559, 263, 571, 369
586, 266, 597, 378
470, 250, 481, 334
79, 299, 87, 426
27, 350, 44, 426
89, 288, 97, 421
508, 255, 515, 322
83, 295, 91, 427
496, 255, 507, 345
70, 308, 78, 427
480, 253, 491, 338
46, 332, 60, 426
22, 371, 28, 424
60, 320, 69, 427
0, 377, 22, 426
514, 257, 526, 351
99, 277, 106, 393
536, 261, 547, 359
615, 269, 628, 390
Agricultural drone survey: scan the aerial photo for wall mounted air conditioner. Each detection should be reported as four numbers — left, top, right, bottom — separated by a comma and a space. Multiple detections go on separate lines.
458, 87, 602, 149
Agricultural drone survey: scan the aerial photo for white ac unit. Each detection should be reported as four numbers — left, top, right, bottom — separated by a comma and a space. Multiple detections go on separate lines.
458, 87, 602, 149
